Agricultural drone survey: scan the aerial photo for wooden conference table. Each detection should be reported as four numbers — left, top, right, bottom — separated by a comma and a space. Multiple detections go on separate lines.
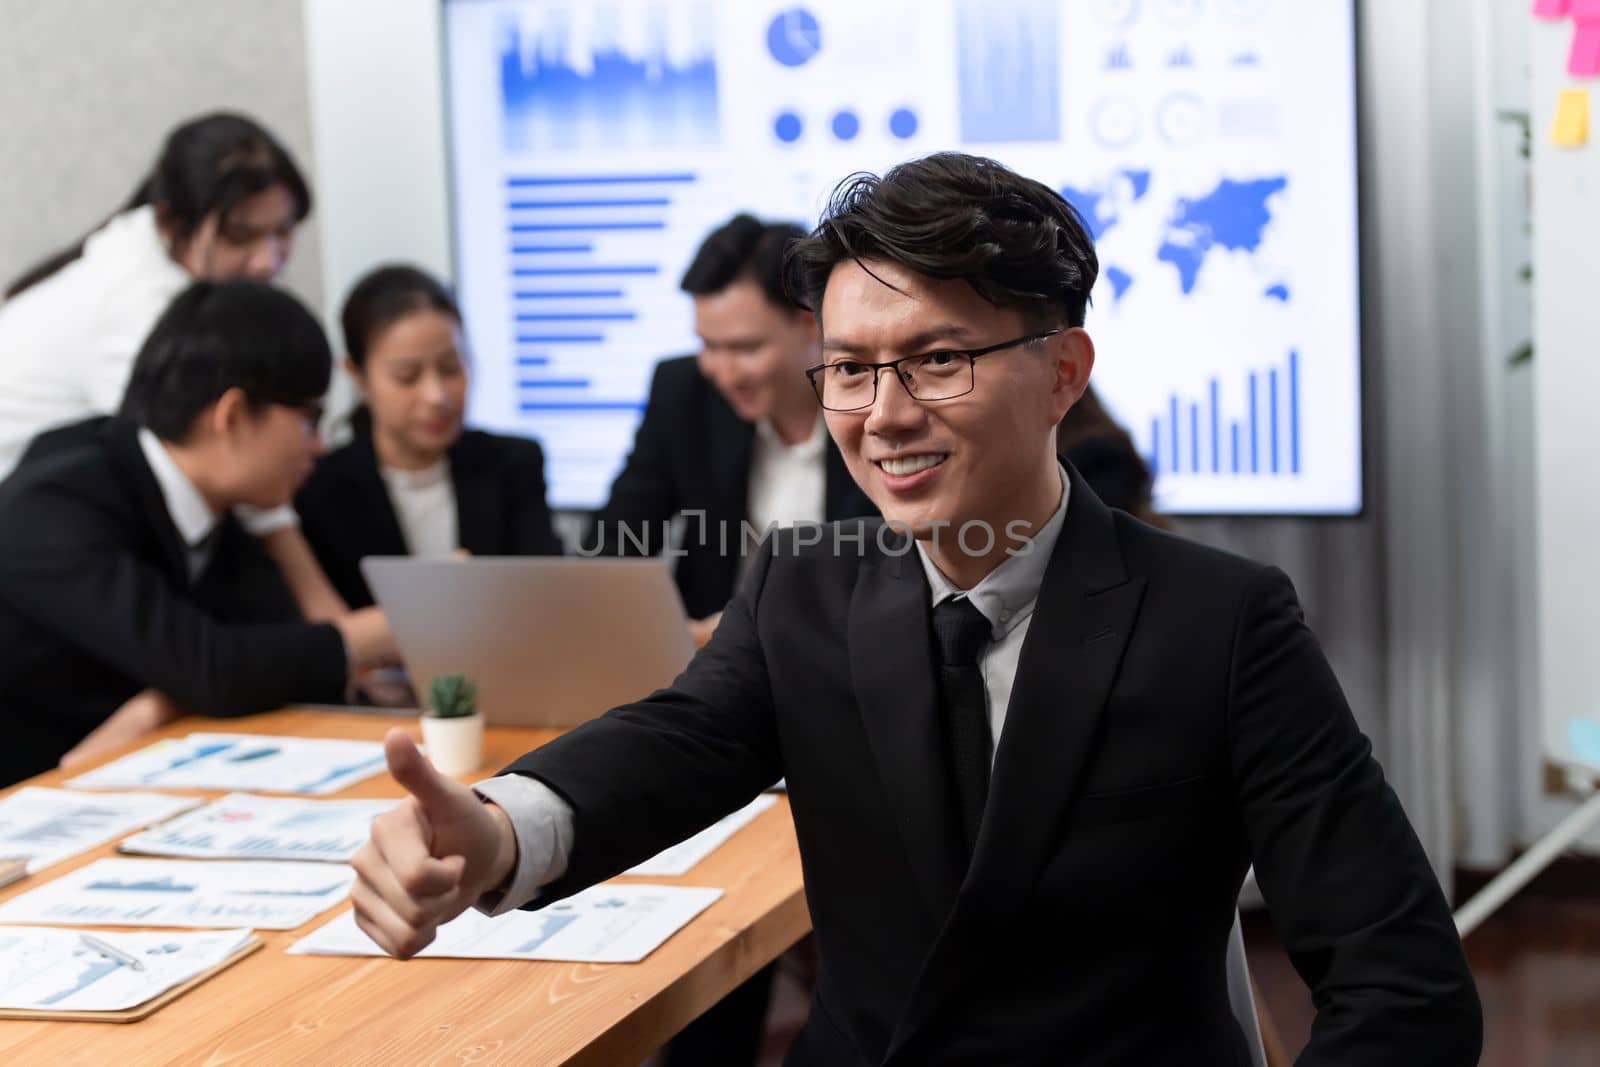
0, 709, 810, 1066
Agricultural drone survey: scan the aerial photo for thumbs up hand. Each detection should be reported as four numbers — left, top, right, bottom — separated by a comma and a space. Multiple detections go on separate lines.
349, 728, 518, 958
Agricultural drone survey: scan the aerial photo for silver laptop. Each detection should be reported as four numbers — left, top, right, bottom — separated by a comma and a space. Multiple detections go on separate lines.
361, 557, 696, 728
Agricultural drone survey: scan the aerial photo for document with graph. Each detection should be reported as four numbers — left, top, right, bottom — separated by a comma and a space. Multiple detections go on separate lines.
0, 927, 255, 1016
0, 858, 354, 930
65, 734, 389, 795
290, 883, 722, 964
0, 788, 201, 874
119, 794, 396, 863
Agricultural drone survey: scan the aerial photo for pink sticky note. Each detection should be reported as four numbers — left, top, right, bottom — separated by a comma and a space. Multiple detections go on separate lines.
1534, 0, 1572, 17
1571, 20, 1600, 77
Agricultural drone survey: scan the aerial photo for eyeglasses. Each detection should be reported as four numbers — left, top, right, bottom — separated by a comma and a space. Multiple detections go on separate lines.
805, 330, 1060, 412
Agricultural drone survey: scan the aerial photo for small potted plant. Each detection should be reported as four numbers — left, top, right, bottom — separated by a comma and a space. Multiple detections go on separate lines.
419, 674, 484, 775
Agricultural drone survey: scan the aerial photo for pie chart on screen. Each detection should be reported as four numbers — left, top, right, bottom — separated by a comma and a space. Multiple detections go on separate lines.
767, 8, 822, 67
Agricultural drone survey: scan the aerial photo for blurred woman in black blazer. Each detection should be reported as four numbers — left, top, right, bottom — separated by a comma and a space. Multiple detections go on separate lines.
296, 265, 562, 610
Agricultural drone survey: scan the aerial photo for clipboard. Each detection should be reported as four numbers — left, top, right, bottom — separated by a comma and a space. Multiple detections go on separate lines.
0, 937, 261, 1022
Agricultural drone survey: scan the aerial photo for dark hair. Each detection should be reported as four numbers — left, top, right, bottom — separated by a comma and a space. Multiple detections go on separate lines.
4, 112, 312, 299
785, 152, 1098, 329
680, 214, 807, 310
340, 264, 461, 369
119, 281, 332, 442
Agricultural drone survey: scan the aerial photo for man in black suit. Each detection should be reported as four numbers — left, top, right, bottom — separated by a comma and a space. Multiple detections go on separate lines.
0, 281, 395, 786
351, 155, 1481, 1065
586, 214, 875, 639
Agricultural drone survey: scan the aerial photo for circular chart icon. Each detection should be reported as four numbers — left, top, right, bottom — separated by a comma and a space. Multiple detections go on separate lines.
767, 8, 822, 68
1094, 0, 1140, 27
889, 107, 919, 140
1090, 96, 1142, 149
831, 110, 860, 141
773, 111, 804, 143
1156, 93, 1206, 146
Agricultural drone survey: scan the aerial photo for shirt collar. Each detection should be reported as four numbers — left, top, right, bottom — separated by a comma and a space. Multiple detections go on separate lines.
137, 428, 221, 548
754, 414, 827, 460
916, 464, 1071, 639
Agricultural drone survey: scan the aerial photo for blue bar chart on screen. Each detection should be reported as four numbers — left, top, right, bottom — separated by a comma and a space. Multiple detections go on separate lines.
443, 0, 1361, 514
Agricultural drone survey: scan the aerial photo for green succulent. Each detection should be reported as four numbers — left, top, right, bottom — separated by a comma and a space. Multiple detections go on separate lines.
426, 674, 478, 719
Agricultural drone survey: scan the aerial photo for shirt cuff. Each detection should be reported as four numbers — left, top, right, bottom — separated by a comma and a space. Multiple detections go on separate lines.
471, 773, 575, 917
236, 503, 299, 536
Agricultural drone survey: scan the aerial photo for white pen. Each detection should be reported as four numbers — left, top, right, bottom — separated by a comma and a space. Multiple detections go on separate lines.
78, 932, 145, 971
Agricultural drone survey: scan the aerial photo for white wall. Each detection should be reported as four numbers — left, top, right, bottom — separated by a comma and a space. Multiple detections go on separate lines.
1531, 14, 1600, 834
0, 0, 324, 311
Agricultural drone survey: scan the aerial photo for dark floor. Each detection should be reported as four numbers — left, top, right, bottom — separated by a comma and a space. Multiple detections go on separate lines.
1244, 858, 1600, 1067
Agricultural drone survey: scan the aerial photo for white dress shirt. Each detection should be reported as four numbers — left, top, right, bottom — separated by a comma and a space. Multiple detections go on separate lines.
0, 206, 298, 537
914, 467, 1070, 756
137, 428, 222, 582
474, 468, 1072, 916
380, 460, 459, 558
745, 415, 827, 535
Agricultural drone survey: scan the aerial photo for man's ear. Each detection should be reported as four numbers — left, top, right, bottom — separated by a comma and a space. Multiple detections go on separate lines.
207, 387, 253, 444
1051, 328, 1096, 420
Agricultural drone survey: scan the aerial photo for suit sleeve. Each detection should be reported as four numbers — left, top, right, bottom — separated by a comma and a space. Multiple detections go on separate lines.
500, 536, 783, 901
582, 361, 683, 556
1228, 566, 1481, 1065
505, 439, 565, 556
0, 480, 348, 715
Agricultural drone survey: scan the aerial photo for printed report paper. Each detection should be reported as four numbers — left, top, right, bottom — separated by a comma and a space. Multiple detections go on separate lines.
0, 858, 354, 930
66, 734, 388, 795
119, 794, 396, 862
0, 788, 201, 873
290, 883, 722, 964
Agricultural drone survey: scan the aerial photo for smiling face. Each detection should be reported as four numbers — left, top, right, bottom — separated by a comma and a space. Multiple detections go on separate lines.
692, 277, 819, 423
819, 259, 1094, 574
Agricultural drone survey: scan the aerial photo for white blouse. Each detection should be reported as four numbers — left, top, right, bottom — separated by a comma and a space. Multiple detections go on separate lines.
380, 460, 459, 559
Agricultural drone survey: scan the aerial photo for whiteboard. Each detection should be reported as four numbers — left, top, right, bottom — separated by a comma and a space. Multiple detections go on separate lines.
1530, 15, 1600, 776
440, 0, 1362, 513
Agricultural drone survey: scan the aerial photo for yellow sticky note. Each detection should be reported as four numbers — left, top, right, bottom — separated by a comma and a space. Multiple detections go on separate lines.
1551, 89, 1589, 148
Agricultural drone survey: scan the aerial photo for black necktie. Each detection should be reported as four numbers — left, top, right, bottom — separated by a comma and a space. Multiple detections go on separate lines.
931, 596, 994, 858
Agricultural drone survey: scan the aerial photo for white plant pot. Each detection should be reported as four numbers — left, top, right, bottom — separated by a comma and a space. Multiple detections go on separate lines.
419, 713, 485, 776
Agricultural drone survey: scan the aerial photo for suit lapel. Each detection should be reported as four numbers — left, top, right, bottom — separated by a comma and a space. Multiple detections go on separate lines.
448, 436, 499, 553
884, 466, 1149, 1063
848, 529, 965, 927
823, 436, 861, 519
347, 432, 410, 556
106, 420, 192, 585
707, 395, 754, 524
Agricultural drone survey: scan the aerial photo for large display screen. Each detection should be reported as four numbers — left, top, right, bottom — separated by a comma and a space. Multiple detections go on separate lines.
444, 0, 1361, 514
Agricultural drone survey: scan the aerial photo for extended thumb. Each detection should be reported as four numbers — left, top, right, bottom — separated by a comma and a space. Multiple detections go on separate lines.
384, 728, 460, 809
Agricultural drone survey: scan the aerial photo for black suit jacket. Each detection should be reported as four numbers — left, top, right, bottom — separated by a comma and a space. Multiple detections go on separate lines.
0, 418, 348, 787
509, 465, 1481, 1066
584, 355, 877, 619
295, 428, 564, 609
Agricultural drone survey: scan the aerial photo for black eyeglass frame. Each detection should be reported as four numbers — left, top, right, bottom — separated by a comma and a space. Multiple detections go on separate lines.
804, 329, 1062, 411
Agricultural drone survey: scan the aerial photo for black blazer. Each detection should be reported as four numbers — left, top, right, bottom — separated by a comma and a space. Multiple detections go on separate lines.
295, 428, 564, 610
584, 355, 877, 619
509, 465, 1481, 1066
0, 417, 348, 787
